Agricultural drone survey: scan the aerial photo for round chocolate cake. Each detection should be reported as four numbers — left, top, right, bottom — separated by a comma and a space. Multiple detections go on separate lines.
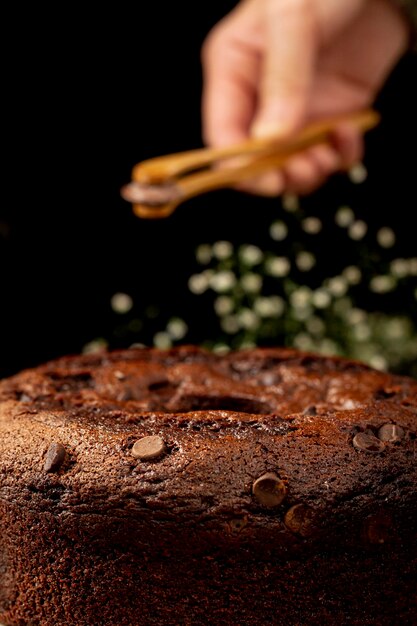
0, 346, 416, 625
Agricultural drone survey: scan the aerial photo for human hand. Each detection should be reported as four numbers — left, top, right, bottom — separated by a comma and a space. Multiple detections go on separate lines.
202, 0, 410, 196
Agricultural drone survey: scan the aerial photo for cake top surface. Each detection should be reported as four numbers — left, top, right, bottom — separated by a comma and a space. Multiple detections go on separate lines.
1, 345, 416, 427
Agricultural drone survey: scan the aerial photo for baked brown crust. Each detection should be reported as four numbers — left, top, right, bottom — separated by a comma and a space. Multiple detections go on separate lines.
0, 346, 416, 625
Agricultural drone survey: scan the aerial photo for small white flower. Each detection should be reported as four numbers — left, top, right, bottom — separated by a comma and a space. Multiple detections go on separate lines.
111, 292, 133, 314
295, 251, 316, 272
290, 286, 312, 308
342, 266, 362, 285
408, 258, 417, 275
196, 244, 212, 265
268, 296, 286, 315
254, 296, 285, 317
317, 338, 339, 355
335, 206, 355, 227
312, 289, 331, 309
166, 318, 188, 340
282, 193, 299, 212
390, 258, 409, 278
353, 322, 371, 342
385, 318, 409, 340
269, 220, 288, 241
237, 308, 260, 330
212, 240, 233, 260
369, 355, 388, 371
188, 272, 210, 294
241, 273, 263, 293
348, 220, 368, 240
333, 296, 353, 315
306, 316, 325, 336
240, 340, 256, 349
293, 333, 314, 350
212, 343, 230, 354
354, 345, 378, 364
214, 296, 234, 317
265, 256, 291, 277
210, 270, 237, 293
239, 244, 263, 266
82, 338, 108, 354
348, 162, 368, 184
376, 227, 396, 249
346, 308, 367, 324
254, 297, 271, 317
302, 217, 322, 234
326, 276, 348, 297
369, 275, 396, 293
153, 332, 172, 349
221, 315, 240, 334
293, 306, 313, 321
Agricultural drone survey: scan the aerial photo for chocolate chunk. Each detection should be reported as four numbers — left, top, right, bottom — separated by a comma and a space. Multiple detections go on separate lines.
44, 442, 67, 473
228, 517, 248, 534
352, 432, 384, 453
284, 504, 315, 537
120, 181, 181, 207
302, 405, 317, 416
131, 435, 167, 461
252, 472, 287, 507
377, 423, 405, 442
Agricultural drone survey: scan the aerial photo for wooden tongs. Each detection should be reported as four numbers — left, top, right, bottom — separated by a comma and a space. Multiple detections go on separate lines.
121, 109, 379, 219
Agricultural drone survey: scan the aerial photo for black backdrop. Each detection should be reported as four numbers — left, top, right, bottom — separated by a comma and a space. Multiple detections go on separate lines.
1, 2, 416, 378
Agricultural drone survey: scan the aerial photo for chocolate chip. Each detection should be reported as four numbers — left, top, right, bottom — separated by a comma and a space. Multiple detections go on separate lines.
44, 442, 67, 473
120, 388, 135, 401
302, 405, 317, 416
352, 432, 384, 453
228, 517, 248, 534
252, 472, 287, 507
377, 423, 405, 442
363, 512, 393, 545
284, 503, 315, 537
131, 435, 166, 461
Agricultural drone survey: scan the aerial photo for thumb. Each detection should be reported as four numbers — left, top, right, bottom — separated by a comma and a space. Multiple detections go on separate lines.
252, 0, 317, 139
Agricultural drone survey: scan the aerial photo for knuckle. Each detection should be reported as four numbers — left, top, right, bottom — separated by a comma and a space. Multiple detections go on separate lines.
201, 24, 230, 66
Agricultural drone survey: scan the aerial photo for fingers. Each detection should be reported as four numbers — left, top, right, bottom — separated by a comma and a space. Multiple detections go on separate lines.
283, 146, 338, 195
279, 126, 363, 196
201, 1, 261, 147
221, 129, 364, 198
251, 0, 317, 139
236, 170, 286, 197
331, 123, 364, 169
201, 0, 366, 197
201, 0, 318, 146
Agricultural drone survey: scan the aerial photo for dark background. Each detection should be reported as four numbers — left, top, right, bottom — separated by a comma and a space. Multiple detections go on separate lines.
1, 2, 416, 379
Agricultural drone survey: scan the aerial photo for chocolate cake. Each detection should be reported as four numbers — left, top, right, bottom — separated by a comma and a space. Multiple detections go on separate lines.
0, 346, 416, 625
